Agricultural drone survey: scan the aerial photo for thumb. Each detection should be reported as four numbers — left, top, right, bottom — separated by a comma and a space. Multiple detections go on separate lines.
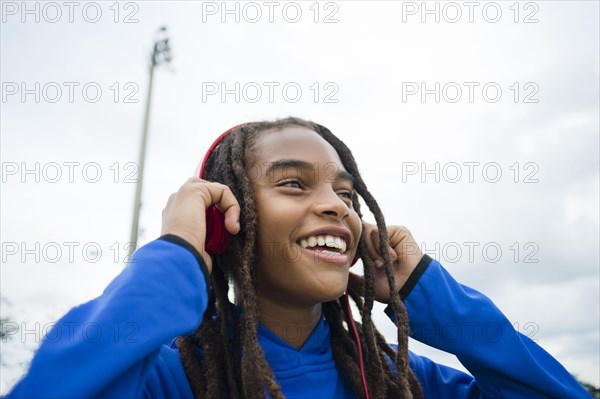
347, 272, 365, 297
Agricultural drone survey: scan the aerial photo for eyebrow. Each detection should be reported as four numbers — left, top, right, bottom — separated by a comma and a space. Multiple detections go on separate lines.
265, 159, 355, 185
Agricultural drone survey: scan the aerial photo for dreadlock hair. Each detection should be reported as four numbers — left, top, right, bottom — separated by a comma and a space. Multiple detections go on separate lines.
177, 117, 424, 399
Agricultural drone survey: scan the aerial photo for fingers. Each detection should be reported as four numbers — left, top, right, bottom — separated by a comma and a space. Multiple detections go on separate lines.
364, 227, 382, 267
362, 223, 397, 269
206, 182, 241, 235
385, 227, 399, 262
354, 224, 419, 304
186, 178, 241, 235
386, 225, 423, 263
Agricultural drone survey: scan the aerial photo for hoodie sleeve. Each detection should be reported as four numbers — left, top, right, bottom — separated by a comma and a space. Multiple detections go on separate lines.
385, 255, 591, 399
6, 235, 209, 399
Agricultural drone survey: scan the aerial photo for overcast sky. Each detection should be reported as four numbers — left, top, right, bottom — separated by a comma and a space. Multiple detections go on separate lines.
1, 0, 599, 394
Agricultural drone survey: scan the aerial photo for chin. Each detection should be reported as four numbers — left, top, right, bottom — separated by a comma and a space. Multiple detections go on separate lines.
316, 282, 348, 302
324, 291, 346, 302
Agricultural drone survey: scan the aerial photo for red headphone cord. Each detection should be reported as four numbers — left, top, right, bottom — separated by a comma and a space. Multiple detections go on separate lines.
344, 292, 371, 399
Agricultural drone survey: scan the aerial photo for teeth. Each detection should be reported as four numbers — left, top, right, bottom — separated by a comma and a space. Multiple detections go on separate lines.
299, 234, 347, 253
334, 236, 347, 253
325, 235, 335, 247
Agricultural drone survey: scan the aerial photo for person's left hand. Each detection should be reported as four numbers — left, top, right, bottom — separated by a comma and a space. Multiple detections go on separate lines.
347, 222, 423, 304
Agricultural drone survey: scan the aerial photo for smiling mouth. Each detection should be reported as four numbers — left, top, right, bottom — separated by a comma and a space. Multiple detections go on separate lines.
298, 234, 347, 254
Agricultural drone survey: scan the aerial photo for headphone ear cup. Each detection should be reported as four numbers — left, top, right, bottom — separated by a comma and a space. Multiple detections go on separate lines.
200, 124, 248, 256
205, 205, 230, 254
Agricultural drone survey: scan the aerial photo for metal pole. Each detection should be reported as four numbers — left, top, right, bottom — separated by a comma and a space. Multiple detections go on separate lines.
129, 59, 155, 254
128, 27, 171, 259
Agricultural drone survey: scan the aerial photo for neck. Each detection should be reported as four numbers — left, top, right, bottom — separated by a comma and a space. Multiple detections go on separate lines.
257, 296, 322, 350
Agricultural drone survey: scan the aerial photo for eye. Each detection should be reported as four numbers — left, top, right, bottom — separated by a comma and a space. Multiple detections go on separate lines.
338, 191, 355, 207
279, 179, 304, 189
338, 191, 353, 200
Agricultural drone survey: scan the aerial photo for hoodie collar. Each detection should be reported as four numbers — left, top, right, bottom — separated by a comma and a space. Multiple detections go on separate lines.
257, 314, 334, 375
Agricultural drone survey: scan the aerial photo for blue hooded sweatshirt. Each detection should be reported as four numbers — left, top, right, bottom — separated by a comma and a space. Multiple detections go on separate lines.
7, 235, 591, 398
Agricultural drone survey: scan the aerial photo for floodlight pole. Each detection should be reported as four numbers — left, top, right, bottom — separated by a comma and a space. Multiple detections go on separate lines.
128, 26, 172, 258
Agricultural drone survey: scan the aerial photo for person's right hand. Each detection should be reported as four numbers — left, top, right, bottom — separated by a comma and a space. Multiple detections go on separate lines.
161, 177, 241, 273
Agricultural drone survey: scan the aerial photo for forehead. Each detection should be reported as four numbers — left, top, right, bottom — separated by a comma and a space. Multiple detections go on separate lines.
250, 126, 345, 166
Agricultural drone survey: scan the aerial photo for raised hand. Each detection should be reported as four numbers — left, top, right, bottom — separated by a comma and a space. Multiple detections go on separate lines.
161, 177, 241, 273
348, 223, 423, 303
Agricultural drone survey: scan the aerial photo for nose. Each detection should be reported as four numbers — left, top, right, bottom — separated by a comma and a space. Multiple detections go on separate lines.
311, 185, 350, 221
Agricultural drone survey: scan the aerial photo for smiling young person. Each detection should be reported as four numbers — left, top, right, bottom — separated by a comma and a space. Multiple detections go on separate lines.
7, 117, 590, 398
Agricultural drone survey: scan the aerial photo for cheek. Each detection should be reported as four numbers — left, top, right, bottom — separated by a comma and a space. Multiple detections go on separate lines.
255, 196, 294, 257
256, 194, 301, 233
257, 202, 284, 238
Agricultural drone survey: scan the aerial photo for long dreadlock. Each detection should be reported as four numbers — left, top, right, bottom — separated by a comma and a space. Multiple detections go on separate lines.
177, 117, 424, 398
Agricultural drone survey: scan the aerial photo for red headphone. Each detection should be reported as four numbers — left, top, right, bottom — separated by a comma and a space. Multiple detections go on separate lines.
199, 124, 244, 254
